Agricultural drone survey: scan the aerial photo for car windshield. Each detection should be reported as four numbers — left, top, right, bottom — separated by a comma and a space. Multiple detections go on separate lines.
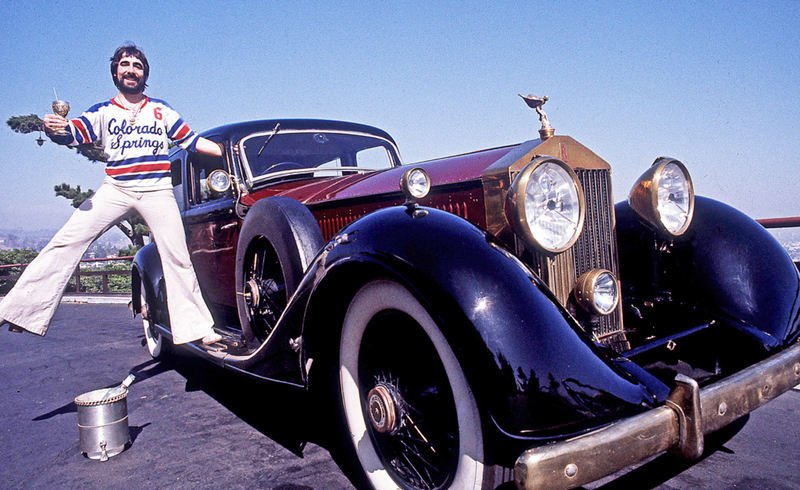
239, 130, 397, 185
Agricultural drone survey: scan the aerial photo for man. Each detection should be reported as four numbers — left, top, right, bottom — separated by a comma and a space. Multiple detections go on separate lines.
0, 44, 221, 346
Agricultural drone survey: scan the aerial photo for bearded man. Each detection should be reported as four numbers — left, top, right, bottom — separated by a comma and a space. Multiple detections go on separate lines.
0, 44, 221, 346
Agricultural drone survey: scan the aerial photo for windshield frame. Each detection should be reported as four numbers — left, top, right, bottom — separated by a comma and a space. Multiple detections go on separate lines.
237, 128, 402, 188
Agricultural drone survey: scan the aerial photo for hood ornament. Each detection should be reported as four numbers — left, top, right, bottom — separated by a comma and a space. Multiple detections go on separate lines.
519, 94, 554, 140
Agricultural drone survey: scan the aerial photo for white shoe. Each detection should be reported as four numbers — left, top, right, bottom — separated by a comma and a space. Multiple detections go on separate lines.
201, 331, 222, 345
2, 321, 25, 333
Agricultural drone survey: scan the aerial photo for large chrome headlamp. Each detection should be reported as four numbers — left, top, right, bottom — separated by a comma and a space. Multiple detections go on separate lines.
629, 157, 694, 237
506, 157, 585, 254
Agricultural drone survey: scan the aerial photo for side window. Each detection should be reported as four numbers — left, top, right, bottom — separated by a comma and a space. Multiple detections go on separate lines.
313, 157, 343, 178
170, 154, 185, 212
188, 150, 226, 206
171, 156, 183, 187
357, 146, 392, 170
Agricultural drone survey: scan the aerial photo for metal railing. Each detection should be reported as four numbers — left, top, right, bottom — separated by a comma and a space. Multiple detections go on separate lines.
757, 217, 800, 268
757, 216, 800, 229
1, 217, 797, 294
0, 256, 134, 294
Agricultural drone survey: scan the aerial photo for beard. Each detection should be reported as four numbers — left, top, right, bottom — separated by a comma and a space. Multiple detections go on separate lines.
117, 75, 146, 95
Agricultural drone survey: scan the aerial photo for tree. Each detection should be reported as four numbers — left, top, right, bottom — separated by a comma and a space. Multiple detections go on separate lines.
6, 114, 42, 133
7, 114, 150, 247
117, 215, 149, 248
6, 114, 106, 162
54, 183, 94, 208
118, 243, 142, 257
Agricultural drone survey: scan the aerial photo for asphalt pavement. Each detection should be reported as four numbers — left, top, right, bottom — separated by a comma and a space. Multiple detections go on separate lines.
0, 300, 798, 490
0, 301, 356, 490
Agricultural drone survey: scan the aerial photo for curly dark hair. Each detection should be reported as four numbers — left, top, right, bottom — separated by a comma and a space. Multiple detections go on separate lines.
110, 43, 149, 91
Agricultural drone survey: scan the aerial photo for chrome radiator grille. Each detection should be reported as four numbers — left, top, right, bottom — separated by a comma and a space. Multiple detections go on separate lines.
525, 168, 628, 351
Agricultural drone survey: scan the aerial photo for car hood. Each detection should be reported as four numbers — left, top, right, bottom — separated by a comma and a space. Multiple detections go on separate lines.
243, 145, 517, 206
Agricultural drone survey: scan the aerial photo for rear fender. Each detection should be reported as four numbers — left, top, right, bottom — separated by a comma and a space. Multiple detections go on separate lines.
131, 243, 169, 328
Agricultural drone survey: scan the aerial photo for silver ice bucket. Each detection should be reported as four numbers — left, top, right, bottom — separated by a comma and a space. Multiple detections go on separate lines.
75, 384, 131, 461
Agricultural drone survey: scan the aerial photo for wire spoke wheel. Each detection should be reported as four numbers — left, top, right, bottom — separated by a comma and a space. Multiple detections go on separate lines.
235, 196, 324, 348
242, 236, 286, 342
339, 280, 486, 490
360, 315, 458, 488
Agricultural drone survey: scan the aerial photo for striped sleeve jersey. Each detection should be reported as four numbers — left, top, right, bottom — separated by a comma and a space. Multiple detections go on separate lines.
57, 96, 199, 191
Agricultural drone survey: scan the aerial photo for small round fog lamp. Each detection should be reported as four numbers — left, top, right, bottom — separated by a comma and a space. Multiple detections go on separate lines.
207, 169, 232, 194
574, 269, 619, 316
400, 167, 430, 201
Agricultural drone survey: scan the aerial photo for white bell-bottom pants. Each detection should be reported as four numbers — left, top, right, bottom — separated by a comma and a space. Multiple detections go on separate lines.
0, 179, 214, 344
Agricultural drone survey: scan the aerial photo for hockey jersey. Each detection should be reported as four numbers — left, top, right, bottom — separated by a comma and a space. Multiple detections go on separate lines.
55, 96, 199, 191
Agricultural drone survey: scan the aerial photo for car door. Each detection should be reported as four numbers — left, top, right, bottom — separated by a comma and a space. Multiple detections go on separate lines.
176, 138, 241, 319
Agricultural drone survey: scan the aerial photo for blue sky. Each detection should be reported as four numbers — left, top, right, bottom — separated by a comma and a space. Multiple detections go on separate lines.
1, 0, 798, 232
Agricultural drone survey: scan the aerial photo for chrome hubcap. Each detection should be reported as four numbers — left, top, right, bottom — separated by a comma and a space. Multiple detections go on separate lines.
244, 278, 261, 309
367, 383, 399, 435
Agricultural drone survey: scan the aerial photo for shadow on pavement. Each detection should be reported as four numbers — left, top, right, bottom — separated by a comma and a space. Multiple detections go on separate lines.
158, 347, 366, 488
32, 357, 172, 422
32, 401, 77, 421
163, 348, 333, 458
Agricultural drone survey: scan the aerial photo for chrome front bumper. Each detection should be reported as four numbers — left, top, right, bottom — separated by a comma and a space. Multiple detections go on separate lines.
514, 341, 800, 490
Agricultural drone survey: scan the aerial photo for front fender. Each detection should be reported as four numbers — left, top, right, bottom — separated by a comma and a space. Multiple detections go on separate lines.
616, 196, 800, 350
301, 205, 659, 449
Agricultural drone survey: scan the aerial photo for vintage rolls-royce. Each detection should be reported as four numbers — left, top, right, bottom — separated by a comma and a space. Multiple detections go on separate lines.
131, 99, 800, 490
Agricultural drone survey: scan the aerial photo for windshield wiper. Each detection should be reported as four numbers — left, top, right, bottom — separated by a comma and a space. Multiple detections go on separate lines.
257, 122, 281, 157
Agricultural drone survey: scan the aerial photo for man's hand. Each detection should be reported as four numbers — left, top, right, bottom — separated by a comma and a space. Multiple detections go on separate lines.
43, 114, 69, 135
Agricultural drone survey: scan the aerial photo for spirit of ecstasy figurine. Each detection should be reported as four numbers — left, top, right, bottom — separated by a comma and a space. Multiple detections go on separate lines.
519, 94, 554, 140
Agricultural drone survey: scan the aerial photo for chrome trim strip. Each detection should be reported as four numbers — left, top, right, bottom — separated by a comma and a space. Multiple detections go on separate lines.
514, 341, 800, 490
